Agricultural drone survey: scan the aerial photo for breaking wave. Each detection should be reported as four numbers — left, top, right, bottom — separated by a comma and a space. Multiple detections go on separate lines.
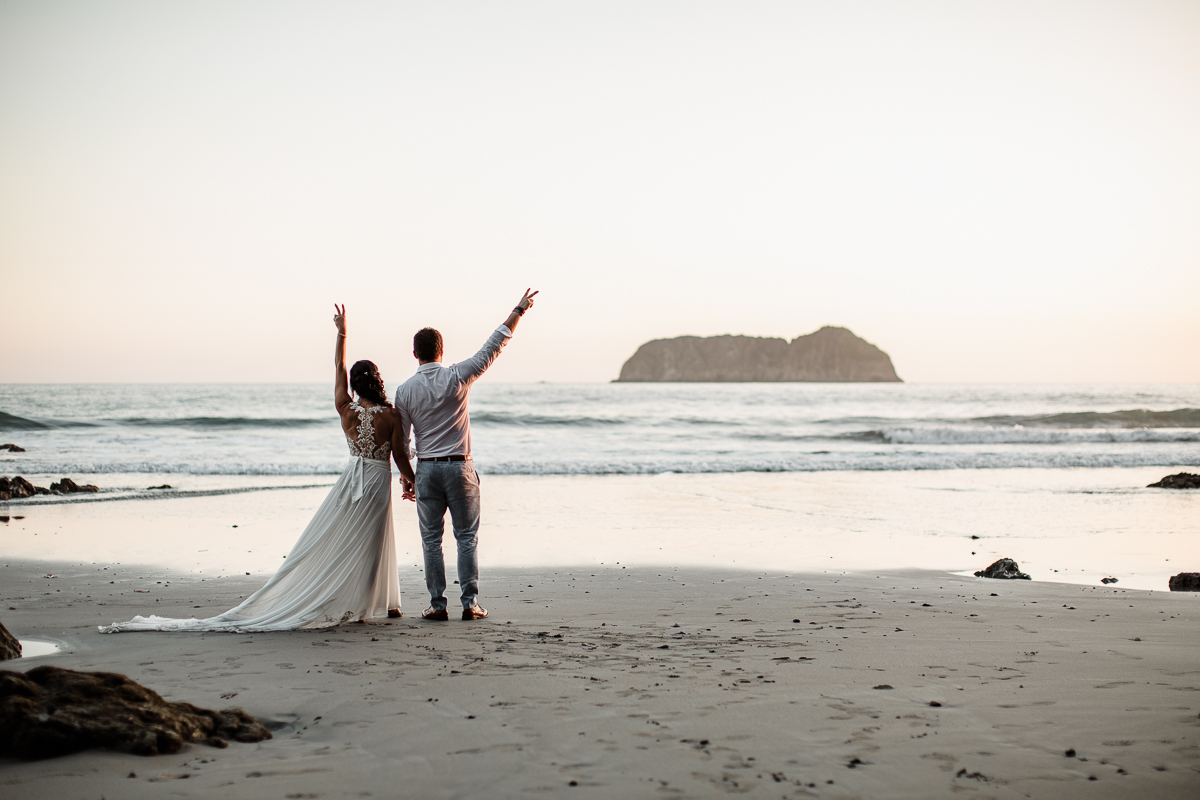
0, 411, 328, 431
116, 416, 329, 429
973, 408, 1200, 429
868, 427, 1200, 445
471, 412, 628, 426
4, 450, 1198, 480
0, 411, 94, 431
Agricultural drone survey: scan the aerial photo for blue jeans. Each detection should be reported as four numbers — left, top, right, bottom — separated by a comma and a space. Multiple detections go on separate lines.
414, 461, 481, 610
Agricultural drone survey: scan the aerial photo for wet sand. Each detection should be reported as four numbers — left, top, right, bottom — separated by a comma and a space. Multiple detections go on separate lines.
3, 467, 1199, 590
2, 556, 1199, 799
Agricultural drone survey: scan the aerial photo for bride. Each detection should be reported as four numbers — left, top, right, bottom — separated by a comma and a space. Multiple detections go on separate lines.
100, 305, 408, 633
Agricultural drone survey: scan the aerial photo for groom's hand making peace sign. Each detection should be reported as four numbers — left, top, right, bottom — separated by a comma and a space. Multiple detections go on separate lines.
504, 289, 538, 331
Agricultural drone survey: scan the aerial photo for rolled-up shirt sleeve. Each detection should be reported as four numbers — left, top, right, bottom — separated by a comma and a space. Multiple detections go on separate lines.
394, 390, 413, 456
453, 325, 513, 384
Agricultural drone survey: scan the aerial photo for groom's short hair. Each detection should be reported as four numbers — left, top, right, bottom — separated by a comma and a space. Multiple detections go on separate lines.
414, 327, 443, 361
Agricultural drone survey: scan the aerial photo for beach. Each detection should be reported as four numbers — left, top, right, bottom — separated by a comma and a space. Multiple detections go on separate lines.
5, 0, 1200, 794
3, 469, 1199, 798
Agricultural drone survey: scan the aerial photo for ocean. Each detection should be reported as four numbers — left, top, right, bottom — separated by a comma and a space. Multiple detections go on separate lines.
1, 382, 1198, 501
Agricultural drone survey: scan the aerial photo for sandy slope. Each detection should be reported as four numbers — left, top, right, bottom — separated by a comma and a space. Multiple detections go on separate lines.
2, 559, 1198, 799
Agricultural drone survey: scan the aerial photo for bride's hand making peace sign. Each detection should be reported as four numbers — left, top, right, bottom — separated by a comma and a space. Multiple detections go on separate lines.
333, 304, 346, 336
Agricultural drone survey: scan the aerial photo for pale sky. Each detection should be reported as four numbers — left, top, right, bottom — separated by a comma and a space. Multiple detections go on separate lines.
2, 1, 1198, 384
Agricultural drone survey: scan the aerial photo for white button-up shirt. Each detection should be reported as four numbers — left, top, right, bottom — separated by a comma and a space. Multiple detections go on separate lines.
393, 325, 512, 458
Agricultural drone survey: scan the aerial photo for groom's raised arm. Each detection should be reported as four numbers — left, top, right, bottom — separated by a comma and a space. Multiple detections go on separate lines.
454, 289, 538, 384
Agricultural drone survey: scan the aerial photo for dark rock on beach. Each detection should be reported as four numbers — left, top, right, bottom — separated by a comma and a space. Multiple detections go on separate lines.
0, 444, 25, 452
974, 558, 1031, 580
0, 622, 20, 661
1, 476, 44, 499
1101, 577, 1118, 585
1168, 573, 1200, 592
146, 484, 172, 490
1147, 473, 1200, 489
0, 665, 272, 760
49, 478, 99, 494
0, 476, 98, 498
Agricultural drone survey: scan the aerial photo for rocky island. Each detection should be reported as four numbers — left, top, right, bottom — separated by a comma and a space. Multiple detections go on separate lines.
616, 326, 901, 382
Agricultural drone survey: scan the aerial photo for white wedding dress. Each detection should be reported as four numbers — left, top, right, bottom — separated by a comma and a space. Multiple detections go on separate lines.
100, 402, 400, 633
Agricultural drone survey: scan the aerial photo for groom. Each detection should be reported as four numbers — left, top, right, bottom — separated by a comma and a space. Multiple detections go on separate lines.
393, 289, 538, 621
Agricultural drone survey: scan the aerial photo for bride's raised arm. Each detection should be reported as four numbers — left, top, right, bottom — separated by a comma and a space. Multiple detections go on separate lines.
333, 304, 352, 412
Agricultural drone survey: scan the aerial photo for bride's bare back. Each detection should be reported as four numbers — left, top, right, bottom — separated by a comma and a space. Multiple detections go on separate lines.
331, 305, 411, 494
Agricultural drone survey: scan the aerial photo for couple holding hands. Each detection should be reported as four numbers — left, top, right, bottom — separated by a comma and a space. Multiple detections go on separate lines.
101, 289, 538, 634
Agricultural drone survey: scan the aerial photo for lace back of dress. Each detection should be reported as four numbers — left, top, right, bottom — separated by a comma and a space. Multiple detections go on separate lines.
347, 401, 391, 460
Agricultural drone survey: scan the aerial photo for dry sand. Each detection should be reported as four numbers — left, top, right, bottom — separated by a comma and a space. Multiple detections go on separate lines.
3, 557, 1199, 799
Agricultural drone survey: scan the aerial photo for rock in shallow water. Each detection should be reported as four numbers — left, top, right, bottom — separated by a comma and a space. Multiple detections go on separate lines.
1168, 573, 1200, 592
2, 476, 33, 499
974, 558, 1031, 580
0, 622, 20, 661
48, 477, 99, 494
0, 476, 51, 499
0, 666, 272, 760
1147, 473, 1200, 489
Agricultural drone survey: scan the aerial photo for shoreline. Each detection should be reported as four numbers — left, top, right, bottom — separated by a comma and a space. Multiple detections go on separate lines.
3, 466, 1196, 591
0, 481, 338, 508
2, 560, 1198, 798
2, 461, 1196, 495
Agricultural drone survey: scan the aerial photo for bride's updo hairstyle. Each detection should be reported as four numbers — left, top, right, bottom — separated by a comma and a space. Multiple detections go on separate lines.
349, 360, 392, 407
